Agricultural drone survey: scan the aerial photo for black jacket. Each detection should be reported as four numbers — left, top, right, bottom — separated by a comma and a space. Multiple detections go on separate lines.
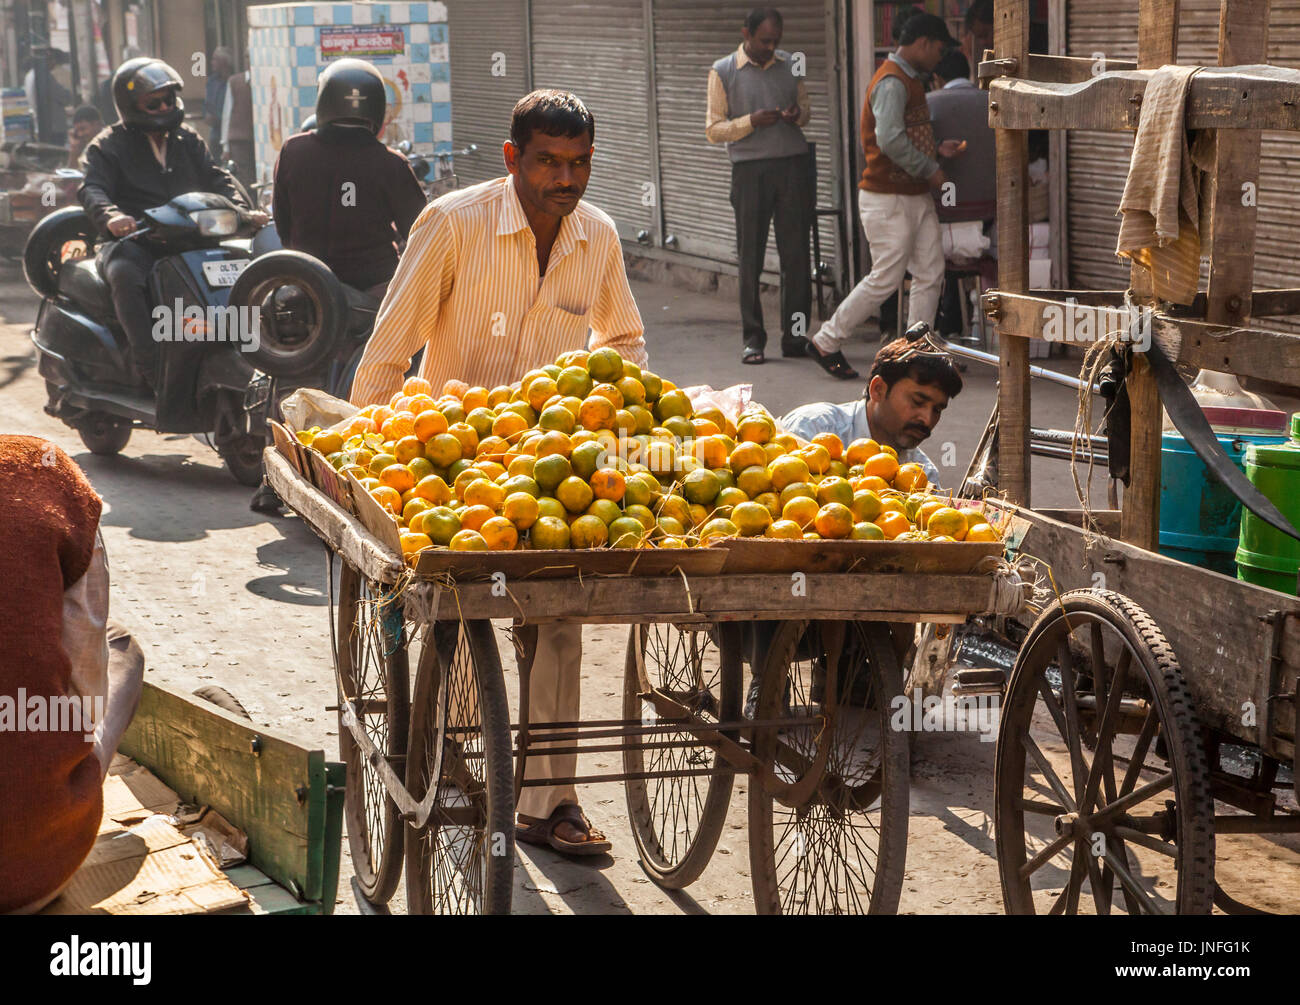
77, 122, 248, 239
272, 124, 426, 290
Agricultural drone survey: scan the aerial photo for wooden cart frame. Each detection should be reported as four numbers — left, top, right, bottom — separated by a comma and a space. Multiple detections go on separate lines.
968, 0, 1300, 915
265, 448, 1018, 915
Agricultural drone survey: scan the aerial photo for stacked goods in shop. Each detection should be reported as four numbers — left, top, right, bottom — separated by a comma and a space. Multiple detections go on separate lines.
292, 348, 1002, 561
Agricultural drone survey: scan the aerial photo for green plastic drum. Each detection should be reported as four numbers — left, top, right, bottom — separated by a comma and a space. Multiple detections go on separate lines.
1237, 412, 1300, 595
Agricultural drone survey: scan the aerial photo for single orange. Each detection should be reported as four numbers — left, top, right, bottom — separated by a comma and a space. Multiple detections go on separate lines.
462, 386, 489, 411
406, 394, 436, 416
480, 516, 519, 550
894, 462, 929, 493
447, 422, 479, 455
964, 522, 999, 543
449, 529, 488, 551
492, 411, 528, 440
502, 492, 540, 530
415, 474, 452, 506
782, 495, 820, 528
403, 376, 433, 397
378, 463, 416, 494
863, 452, 900, 483
768, 454, 811, 492
556, 475, 595, 513
393, 435, 424, 464
811, 432, 844, 461
736, 412, 774, 444
578, 395, 617, 432
765, 519, 803, 539
590, 467, 626, 502
462, 479, 505, 511
729, 441, 767, 475
370, 485, 402, 514
800, 443, 831, 475
570, 514, 609, 549
460, 504, 495, 533
426, 432, 463, 467
381, 411, 416, 441
535, 430, 573, 460
413, 409, 449, 443
873, 510, 911, 540
814, 502, 854, 539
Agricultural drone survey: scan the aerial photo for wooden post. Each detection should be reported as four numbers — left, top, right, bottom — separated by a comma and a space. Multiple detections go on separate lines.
1205, 0, 1271, 327
1120, 0, 1180, 551
994, 0, 1032, 506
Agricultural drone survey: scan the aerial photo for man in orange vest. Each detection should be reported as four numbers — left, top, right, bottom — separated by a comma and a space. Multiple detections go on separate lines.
808, 13, 964, 380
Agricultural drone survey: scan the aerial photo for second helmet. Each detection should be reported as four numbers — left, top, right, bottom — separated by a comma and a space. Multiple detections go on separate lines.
315, 58, 386, 133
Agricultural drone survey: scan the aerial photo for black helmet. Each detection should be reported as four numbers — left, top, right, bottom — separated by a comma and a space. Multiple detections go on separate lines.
112, 57, 185, 131
315, 58, 385, 133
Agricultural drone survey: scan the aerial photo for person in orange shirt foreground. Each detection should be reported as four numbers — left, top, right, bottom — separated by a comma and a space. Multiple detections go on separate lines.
349, 90, 648, 856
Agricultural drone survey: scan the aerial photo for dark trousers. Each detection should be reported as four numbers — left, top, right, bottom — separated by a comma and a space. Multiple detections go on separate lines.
729, 154, 812, 351
97, 239, 159, 388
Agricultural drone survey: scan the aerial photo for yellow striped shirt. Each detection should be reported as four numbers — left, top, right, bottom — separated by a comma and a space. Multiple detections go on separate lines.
349, 175, 648, 406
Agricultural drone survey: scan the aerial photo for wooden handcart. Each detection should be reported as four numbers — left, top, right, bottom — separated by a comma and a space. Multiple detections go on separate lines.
264, 447, 1024, 914
959, 0, 1300, 915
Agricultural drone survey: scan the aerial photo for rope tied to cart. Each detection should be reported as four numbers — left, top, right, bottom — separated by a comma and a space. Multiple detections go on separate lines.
977, 552, 1056, 618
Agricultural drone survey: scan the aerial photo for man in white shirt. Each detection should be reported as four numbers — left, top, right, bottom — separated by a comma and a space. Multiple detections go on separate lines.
782, 326, 964, 488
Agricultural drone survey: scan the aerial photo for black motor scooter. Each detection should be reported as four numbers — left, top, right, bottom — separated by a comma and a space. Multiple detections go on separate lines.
27, 191, 270, 484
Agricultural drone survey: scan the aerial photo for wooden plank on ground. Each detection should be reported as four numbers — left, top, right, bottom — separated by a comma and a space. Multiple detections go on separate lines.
994, 0, 1032, 507
1002, 504, 1297, 761
120, 679, 325, 904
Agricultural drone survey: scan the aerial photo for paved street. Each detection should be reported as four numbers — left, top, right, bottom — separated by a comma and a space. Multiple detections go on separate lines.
3, 259, 1296, 914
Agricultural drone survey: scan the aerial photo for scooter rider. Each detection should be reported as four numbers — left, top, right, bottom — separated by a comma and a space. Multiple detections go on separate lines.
78, 57, 266, 393
249, 58, 426, 514
270, 58, 426, 300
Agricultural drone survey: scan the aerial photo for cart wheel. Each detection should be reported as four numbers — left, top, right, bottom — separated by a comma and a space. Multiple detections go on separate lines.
336, 563, 410, 906
405, 619, 514, 915
622, 621, 742, 889
995, 589, 1215, 915
749, 620, 910, 914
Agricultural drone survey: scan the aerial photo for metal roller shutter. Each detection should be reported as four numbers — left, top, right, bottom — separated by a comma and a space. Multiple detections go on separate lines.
445, 0, 529, 189
651, 0, 840, 272
530, 0, 655, 241
1067, 0, 1300, 335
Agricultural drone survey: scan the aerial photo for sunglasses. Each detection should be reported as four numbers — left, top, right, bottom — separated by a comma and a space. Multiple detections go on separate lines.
894, 323, 954, 364
142, 93, 177, 112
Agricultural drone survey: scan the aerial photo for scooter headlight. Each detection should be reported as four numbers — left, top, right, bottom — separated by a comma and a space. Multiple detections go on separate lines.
192, 208, 240, 237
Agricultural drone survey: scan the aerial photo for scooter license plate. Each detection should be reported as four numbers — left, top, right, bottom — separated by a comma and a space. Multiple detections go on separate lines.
203, 259, 251, 288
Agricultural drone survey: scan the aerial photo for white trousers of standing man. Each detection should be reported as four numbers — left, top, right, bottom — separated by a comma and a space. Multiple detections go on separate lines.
515, 623, 582, 820
810, 189, 946, 354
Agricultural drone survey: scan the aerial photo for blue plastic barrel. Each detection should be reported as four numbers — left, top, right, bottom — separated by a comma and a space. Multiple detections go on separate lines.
1158, 407, 1288, 575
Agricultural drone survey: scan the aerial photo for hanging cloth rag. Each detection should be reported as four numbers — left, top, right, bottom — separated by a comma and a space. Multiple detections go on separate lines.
1115, 64, 1208, 304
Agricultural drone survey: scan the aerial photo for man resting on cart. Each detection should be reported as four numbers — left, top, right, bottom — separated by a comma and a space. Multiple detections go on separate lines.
349, 90, 648, 858
781, 324, 962, 487
742, 328, 963, 715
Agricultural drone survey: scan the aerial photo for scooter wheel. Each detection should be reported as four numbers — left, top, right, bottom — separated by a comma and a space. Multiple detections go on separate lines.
219, 433, 266, 487
77, 414, 132, 455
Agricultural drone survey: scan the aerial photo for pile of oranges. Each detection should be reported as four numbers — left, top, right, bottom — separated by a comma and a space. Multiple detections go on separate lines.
295, 348, 1002, 560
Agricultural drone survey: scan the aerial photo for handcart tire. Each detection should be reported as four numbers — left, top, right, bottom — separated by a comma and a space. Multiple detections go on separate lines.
994, 589, 1215, 915
622, 621, 742, 889
336, 563, 410, 906
404, 618, 514, 915
748, 619, 910, 914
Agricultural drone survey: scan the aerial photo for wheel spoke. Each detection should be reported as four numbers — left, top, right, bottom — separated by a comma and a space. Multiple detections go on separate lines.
1119, 706, 1159, 797
1022, 734, 1077, 812
1094, 771, 1174, 823
1056, 638, 1089, 807
1081, 648, 1128, 813
1102, 845, 1167, 915
1019, 829, 1075, 879
1112, 825, 1178, 858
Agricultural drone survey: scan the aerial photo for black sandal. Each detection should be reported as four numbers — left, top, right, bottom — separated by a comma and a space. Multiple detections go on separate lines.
742, 345, 766, 365
809, 347, 860, 380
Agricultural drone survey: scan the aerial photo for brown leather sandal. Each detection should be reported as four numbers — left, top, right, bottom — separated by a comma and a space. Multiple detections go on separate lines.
516, 804, 611, 857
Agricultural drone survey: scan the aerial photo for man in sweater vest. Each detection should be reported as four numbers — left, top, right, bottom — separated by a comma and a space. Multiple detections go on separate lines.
0, 437, 144, 913
808, 13, 964, 380
706, 7, 813, 365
